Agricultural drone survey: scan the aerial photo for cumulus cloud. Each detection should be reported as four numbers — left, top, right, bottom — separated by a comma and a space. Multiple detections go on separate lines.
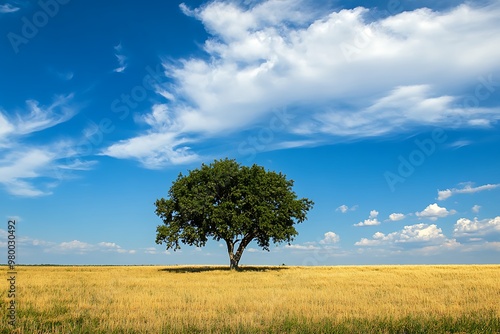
320, 231, 340, 244
103, 0, 500, 168
453, 216, 500, 238
284, 232, 340, 251
388, 213, 406, 221
98, 242, 136, 254
438, 183, 500, 200
472, 205, 481, 213
355, 223, 448, 246
354, 210, 380, 226
416, 203, 456, 221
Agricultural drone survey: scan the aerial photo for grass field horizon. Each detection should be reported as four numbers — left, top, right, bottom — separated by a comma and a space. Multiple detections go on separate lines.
2, 264, 499, 333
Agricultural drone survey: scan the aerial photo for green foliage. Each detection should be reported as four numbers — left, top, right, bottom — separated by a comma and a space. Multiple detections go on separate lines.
155, 158, 314, 268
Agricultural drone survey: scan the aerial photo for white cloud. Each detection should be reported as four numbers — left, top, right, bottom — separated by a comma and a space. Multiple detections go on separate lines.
472, 205, 481, 213
354, 219, 380, 227
6, 215, 21, 223
355, 223, 448, 246
103, 1, 500, 167
416, 203, 456, 221
101, 131, 199, 169
0, 143, 97, 197
0, 95, 75, 143
98, 242, 136, 254
336, 205, 348, 213
0, 148, 56, 196
33, 238, 136, 255
144, 247, 159, 254
354, 210, 380, 226
58, 71, 74, 81
0, 3, 19, 13
0, 94, 106, 197
388, 213, 405, 221
101, 103, 200, 168
460, 241, 500, 252
0, 95, 89, 197
336, 204, 357, 213
438, 183, 500, 200
448, 140, 472, 149
57, 240, 94, 253
285, 244, 320, 250
144, 247, 171, 255
246, 247, 264, 253
113, 43, 127, 73
453, 216, 500, 238
320, 231, 340, 244
409, 238, 462, 256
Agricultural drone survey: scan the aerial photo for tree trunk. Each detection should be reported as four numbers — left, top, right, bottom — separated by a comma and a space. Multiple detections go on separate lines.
225, 233, 255, 270
229, 256, 239, 270
226, 239, 239, 270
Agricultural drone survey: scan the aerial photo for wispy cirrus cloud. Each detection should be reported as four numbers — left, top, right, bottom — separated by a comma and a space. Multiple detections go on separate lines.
0, 148, 58, 197
100, 103, 199, 169
0, 95, 97, 197
0, 3, 20, 13
0, 94, 75, 143
113, 43, 128, 73
438, 183, 500, 200
102, 0, 500, 168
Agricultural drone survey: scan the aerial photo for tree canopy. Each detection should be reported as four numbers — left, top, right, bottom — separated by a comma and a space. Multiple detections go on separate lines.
155, 158, 314, 269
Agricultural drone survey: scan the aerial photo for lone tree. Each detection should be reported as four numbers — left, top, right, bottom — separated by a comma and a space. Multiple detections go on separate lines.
154, 158, 314, 270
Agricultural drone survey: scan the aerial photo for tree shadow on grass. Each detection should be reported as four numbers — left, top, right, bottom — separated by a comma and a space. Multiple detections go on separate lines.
158, 265, 289, 273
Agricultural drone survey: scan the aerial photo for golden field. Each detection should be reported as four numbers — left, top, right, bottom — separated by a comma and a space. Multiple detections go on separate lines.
1, 265, 499, 333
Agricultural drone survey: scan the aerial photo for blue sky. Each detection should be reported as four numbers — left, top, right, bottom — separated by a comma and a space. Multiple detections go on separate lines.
1, 0, 499, 265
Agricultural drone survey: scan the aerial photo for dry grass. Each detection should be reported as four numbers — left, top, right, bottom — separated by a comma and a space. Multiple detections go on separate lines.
1, 265, 499, 333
